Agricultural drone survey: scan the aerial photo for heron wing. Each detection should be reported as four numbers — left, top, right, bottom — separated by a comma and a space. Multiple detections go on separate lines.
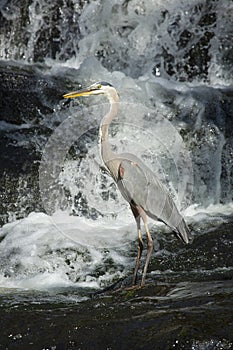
116, 153, 191, 243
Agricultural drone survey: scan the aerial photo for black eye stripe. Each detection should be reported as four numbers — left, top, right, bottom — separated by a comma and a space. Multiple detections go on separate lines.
98, 81, 113, 87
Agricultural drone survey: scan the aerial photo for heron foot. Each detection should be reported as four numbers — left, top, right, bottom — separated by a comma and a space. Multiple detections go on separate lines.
124, 284, 143, 291
112, 283, 144, 293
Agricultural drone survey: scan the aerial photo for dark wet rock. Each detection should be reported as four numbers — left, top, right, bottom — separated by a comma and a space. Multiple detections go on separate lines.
0, 268, 232, 349
0, 279, 232, 350
0, 61, 75, 224
0, 60, 66, 123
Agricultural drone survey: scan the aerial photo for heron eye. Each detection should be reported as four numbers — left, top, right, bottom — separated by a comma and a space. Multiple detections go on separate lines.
97, 84, 101, 89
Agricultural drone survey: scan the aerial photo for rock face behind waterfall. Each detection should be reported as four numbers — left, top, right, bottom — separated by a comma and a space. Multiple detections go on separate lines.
0, 62, 67, 224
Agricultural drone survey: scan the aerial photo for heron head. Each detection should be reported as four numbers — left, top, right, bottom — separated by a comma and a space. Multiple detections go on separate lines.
63, 81, 114, 99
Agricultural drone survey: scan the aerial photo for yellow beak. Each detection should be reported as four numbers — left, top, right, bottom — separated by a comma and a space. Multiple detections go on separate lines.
63, 88, 93, 99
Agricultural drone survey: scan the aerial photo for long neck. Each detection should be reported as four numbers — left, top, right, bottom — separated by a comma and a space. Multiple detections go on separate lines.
99, 90, 120, 180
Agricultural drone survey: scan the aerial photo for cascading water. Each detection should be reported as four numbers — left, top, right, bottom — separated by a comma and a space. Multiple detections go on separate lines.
0, 1, 233, 348
1, 0, 232, 83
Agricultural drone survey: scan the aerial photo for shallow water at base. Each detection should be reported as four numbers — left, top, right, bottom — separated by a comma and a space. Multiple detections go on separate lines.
0, 277, 232, 349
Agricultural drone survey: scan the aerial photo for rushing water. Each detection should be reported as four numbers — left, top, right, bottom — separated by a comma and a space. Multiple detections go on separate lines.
0, 0, 233, 349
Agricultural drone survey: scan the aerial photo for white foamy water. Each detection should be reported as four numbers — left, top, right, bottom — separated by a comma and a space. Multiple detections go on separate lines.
0, 211, 136, 290
0, 201, 232, 291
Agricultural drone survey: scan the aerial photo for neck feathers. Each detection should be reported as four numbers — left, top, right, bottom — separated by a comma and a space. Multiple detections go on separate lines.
99, 89, 119, 142
99, 88, 120, 179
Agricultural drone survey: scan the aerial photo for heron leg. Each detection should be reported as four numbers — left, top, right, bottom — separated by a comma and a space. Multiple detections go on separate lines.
132, 227, 144, 285
130, 204, 144, 285
139, 211, 153, 287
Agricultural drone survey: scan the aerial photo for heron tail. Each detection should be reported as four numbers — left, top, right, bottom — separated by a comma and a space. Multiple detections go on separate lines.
176, 219, 192, 244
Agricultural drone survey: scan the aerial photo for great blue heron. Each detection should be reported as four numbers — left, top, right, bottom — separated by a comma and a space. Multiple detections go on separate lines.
63, 81, 191, 287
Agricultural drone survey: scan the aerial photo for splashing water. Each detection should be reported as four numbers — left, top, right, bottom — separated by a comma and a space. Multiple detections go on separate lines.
1, 0, 232, 84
